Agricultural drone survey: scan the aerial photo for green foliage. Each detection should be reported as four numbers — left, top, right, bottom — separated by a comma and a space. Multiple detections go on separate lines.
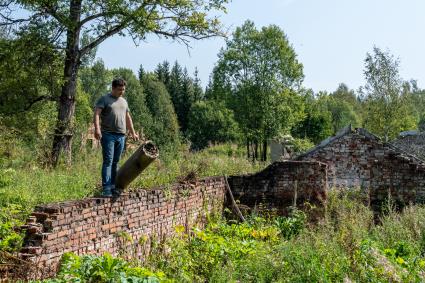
187, 100, 240, 149
291, 137, 314, 154
73, 84, 94, 156
156, 61, 198, 135
292, 93, 333, 144
210, 20, 305, 159
0, 204, 25, 253
141, 77, 180, 150
327, 96, 361, 133
273, 209, 306, 240
150, 215, 294, 281
0, 30, 62, 116
43, 252, 167, 283
0, 31, 62, 159
418, 113, 425, 132
80, 60, 113, 107
133, 143, 266, 189
362, 47, 417, 141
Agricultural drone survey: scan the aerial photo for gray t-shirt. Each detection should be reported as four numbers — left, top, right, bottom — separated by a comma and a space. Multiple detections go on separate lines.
95, 93, 129, 134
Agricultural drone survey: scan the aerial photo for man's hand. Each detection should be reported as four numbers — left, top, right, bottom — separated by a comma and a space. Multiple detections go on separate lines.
130, 132, 139, 141
94, 129, 102, 140
126, 112, 139, 141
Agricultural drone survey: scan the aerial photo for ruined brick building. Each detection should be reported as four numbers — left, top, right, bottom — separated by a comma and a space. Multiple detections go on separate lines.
294, 125, 425, 208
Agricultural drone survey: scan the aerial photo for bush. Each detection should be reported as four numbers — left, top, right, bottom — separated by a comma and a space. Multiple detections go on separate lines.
187, 101, 240, 150
43, 252, 167, 283
0, 204, 25, 253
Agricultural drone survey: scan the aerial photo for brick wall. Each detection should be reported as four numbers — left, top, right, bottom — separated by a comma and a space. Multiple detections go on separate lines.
296, 129, 425, 209
227, 161, 328, 214
14, 177, 226, 280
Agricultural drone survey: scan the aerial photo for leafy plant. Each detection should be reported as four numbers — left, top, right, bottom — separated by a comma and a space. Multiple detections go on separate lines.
43, 252, 167, 283
273, 209, 306, 240
0, 204, 25, 253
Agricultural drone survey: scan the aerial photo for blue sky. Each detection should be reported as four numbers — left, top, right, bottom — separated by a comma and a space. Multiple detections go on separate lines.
96, 0, 425, 93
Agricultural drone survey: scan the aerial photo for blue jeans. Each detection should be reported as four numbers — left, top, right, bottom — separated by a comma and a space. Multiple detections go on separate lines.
101, 132, 125, 194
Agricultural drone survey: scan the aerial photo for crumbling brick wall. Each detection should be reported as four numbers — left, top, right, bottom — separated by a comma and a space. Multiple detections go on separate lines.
15, 177, 226, 280
227, 161, 328, 214
3, 162, 331, 281
295, 129, 425, 209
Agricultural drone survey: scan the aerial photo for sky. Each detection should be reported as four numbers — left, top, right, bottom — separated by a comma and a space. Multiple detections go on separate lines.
96, 0, 425, 93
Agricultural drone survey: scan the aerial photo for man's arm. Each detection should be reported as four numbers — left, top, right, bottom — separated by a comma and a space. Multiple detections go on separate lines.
93, 108, 102, 140
126, 112, 139, 141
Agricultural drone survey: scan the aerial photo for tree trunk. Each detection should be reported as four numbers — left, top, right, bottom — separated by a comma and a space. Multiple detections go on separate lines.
254, 141, 258, 161
51, 0, 82, 166
262, 139, 267, 161
246, 139, 250, 159
259, 141, 263, 161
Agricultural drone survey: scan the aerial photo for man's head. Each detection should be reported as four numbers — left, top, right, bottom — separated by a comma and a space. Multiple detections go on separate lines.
111, 78, 127, 97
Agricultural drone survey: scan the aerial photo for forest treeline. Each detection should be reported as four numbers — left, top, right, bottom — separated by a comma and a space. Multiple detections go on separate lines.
1, 20, 425, 164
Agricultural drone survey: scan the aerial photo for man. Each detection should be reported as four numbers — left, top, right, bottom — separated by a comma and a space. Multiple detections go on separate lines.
94, 78, 139, 197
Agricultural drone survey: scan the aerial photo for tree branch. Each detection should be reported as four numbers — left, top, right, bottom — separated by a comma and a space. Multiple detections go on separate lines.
39, 1, 67, 26
3, 95, 55, 115
79, 22, 128, 56
78, 12, 110, 28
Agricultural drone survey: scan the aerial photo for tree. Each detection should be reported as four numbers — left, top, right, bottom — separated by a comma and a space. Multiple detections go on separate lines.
210, 20, 304, 160
155, 61, 171, 87
79, 59, 112, 106
327, 97, 360, 133
361, 47, 416, 141
331, 83, 359, 109
403, 81, 425, 130
167, 62, 184, 130
142, 77, 180, 150
326, 85, 361, 133
292, 92, 333, 144
0, 31, 62, 116
179, 67, 196, 134
187, 100, 240, 150
1, 0, 229, 165
192, 67, 204, 102
138, 64, 146, 83
0, 30, 62, 154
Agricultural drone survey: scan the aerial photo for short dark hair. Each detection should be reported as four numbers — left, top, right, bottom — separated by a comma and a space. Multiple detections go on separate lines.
112, 78, 127, 88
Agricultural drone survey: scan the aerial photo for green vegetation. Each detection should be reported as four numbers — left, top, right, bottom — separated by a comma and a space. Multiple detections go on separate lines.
0, 0, 229, 165
38, 191, 425, 282
362, 47, 416, 141
2, 18, 424, 164
0, 142, 266, 259
209, 20, 305, 160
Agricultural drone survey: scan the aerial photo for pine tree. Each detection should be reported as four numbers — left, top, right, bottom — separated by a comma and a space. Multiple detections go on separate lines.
193, 68, 204, 102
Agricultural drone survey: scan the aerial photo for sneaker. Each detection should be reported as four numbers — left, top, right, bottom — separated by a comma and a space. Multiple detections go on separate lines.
112, 188, 122, 197
102, 189, 113, 197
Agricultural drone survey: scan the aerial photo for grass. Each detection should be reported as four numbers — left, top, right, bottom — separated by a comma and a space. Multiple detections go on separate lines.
0, 143, 265, 212
41, 192, 425, 282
